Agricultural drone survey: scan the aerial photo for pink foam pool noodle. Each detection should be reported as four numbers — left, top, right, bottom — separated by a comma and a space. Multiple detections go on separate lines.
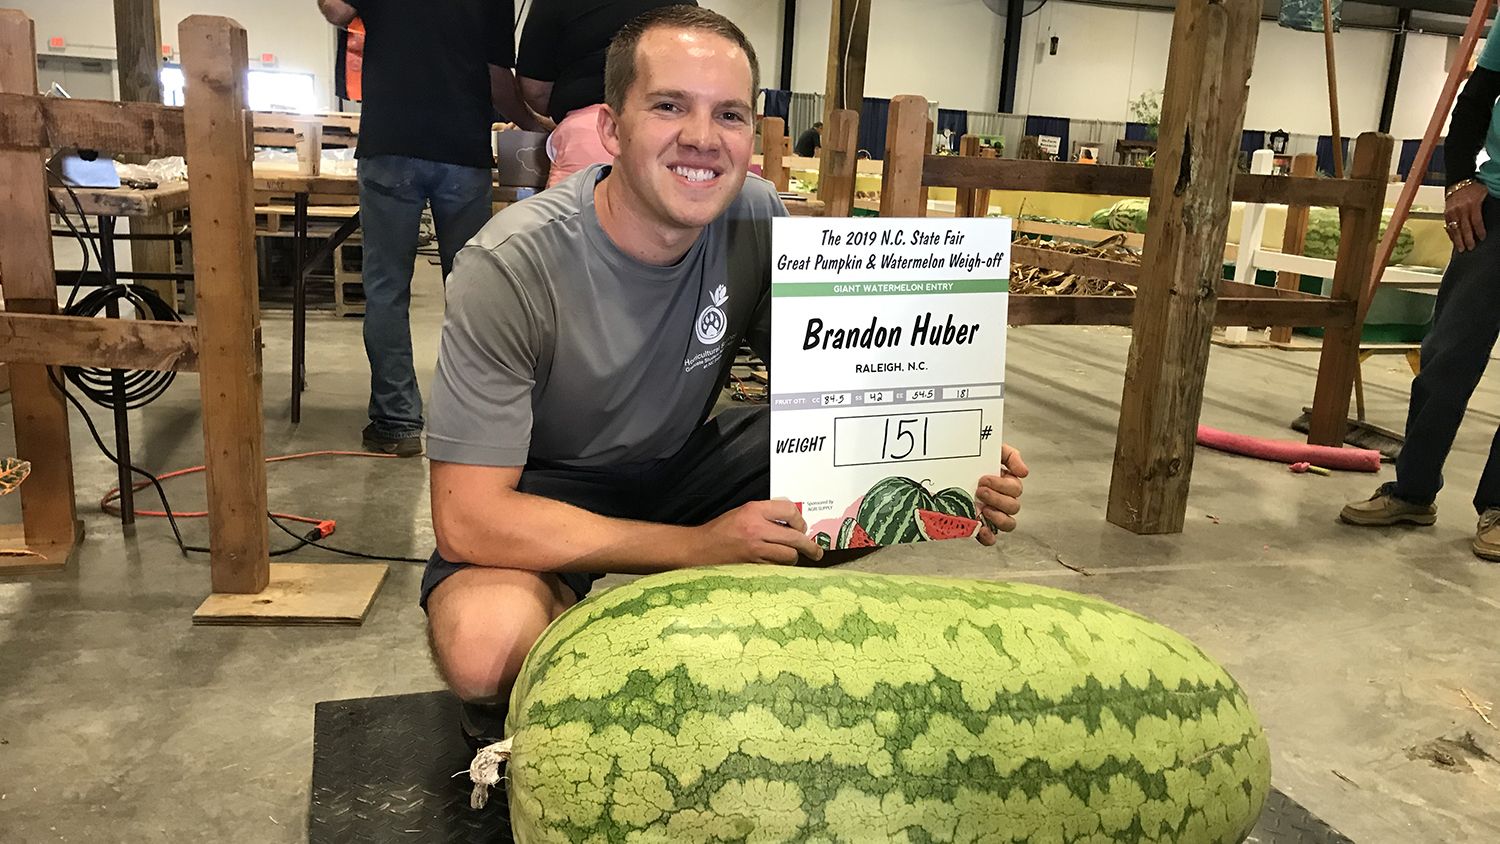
1197, 425, 1381, 472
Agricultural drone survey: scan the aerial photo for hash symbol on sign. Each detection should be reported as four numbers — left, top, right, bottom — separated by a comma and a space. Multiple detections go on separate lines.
979, 425, 993, 440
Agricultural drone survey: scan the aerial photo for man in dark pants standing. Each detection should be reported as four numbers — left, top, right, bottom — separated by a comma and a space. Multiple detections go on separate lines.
318, 0, 545, 457
1341, 35, 1500, 561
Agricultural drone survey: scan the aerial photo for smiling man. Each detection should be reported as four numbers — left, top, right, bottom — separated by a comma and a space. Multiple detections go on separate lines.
420, 6, 1028, 745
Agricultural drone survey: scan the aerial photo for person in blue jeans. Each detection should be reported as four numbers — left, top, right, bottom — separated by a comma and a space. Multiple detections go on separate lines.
319, 0, 546, 456
1341, 34, 1500, 561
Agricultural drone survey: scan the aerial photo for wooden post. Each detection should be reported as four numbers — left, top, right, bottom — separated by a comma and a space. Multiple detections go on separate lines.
917, 118, 934, 217
113, 0, 177, 308
1106, 0, 1259, 535
0, 10, 80, 562
954, 135, 981, 217
818, 0, 869, 203
1308, 132, 1394, 446
179, 16, 269, 594
760, 117, 788, 192
878, 95, 929, 218
821, 108, 859, 217
1321, 0, 1344, 178
1270, 153, 1317, 344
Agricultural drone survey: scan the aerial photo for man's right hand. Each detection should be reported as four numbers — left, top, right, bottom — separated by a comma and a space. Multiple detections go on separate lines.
694, 500, 824, 566
1445, 180, 1488, 253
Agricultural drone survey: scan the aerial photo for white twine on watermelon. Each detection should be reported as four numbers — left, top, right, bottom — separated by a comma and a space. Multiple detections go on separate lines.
468, 738, 513, 809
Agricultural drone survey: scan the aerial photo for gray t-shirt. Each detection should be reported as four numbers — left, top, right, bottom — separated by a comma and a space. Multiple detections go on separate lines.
428, 164, 785, 469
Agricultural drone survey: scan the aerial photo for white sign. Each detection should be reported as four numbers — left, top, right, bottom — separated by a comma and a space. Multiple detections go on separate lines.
769, 217, 1010, 549
1037, 134, 1061, 156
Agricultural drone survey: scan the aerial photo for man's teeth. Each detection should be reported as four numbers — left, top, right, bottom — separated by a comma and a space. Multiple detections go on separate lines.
672, 166, 716, 182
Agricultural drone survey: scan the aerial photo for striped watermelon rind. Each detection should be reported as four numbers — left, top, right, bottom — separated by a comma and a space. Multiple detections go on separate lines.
835, 518, 858, 550
813, 532, 832, 550
932, 487, 978, 520
856, 477, 937, 545
505, 567, 1271, 844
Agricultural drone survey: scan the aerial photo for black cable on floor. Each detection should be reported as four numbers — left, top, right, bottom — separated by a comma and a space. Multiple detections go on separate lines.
270, 514, 427, 564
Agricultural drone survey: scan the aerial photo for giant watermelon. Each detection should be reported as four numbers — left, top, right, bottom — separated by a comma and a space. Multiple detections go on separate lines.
486, 566, 1272, 843
1302, 208, 1414, 266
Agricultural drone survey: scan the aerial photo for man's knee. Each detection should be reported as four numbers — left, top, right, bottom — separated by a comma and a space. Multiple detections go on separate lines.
426, 567, 574, 701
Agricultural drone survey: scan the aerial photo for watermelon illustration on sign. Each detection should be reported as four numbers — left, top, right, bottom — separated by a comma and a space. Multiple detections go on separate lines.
806, 478, 983, 549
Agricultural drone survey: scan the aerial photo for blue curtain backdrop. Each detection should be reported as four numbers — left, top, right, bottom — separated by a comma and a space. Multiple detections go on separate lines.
1315, 135, 1351, 176
1399, 139, 1448, 185
1241, 130, 1267, 158
858, 97, 891, 159
1125, 122, 1151, 141
1025, 115, 1070, 160
760, 89, 791, 122
936, 108, 968, 152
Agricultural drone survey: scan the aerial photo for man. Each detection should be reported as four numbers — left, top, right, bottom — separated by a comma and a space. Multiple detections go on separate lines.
317, 0, 546, 457
793, 120, 822, 157
419, 6, 1028, 742
516, 0, 697, 188
1340, 35, 1500, 561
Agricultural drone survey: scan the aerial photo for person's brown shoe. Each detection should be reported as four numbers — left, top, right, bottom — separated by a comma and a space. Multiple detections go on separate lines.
1473, 510, 1500, 561
1340, 482, 1437, 527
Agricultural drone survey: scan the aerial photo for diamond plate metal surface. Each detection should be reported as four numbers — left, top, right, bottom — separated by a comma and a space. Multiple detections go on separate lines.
310, 691, 1354, 844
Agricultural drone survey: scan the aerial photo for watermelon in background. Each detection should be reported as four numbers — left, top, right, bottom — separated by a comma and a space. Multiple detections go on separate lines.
490, 566, 1272, 843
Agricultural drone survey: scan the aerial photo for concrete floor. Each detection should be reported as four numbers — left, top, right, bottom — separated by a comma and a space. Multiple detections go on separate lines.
4, 260, 1500, 842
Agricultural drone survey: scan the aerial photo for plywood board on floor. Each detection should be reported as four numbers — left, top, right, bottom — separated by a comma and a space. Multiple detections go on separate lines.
192, 562, 387, 625
0, 521, 78, 574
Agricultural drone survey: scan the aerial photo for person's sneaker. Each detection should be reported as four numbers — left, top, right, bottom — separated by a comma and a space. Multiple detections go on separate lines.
1474, 510, 1500, 561
361, 424, 423, 458
459, 700, 508, 753
1340, 482, 1437, 526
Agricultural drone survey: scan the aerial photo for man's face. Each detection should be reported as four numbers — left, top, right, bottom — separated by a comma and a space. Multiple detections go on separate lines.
599, 27, 755, 233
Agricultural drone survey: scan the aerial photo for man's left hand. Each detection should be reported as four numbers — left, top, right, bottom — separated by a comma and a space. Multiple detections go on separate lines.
974, 444, 1028, 546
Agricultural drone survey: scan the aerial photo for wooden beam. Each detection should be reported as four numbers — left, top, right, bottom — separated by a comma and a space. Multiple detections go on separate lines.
49, 184, 191, 217
1270, 153, 1318, 344
180, 15, 269, 595
823, 0, 870, 120
1106, 0, 1260, 535
1309, 133, 1395, 446
1010, 244, 1141, 286
878, 96, 929, 217
821, 109, 859, 217
0, 94, 185, 156
760, 117, 788, 192
113, 0, 163, 105
0, 10, 80, 553
918, 154, 1380, 207
0, 313, 199, 371
1005, 287, 1353, 328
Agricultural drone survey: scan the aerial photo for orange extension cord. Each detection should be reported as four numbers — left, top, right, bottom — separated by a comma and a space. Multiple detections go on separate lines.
100, 450, 400, 535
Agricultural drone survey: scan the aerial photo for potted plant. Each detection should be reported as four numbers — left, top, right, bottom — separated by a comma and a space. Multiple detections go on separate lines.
1129, 90, 1163, 141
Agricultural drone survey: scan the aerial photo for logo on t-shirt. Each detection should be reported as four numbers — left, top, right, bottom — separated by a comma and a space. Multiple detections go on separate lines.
695, 285, 729, 345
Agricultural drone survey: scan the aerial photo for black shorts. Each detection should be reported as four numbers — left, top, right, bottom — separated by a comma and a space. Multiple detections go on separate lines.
420, 406, 770, 610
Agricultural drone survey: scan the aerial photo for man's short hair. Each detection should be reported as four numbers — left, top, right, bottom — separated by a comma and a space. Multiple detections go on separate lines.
604, 5, 760, 114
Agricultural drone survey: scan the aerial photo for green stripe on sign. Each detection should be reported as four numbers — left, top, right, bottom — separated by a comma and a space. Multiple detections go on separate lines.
772, 278, 1009, 297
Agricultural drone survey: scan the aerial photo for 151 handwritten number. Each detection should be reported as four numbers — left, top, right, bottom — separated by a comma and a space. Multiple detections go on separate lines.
882, 416, 929, 461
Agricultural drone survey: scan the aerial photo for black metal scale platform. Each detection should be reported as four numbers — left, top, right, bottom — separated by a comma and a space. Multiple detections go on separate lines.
309, 692, 1354, 844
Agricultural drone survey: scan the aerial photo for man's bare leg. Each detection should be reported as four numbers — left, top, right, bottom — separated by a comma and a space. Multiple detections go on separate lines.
427, 566, 579, 703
